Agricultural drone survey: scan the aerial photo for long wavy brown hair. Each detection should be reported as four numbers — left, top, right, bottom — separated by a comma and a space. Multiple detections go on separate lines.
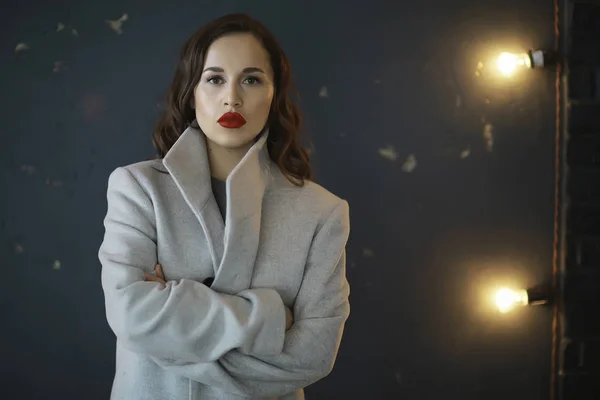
152, 13, 312, 186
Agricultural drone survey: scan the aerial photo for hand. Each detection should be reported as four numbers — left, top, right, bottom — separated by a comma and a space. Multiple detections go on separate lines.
284, 306, 294, 331
144, 264, 167, 285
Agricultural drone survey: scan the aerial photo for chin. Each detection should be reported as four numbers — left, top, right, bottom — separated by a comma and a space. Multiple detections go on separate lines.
206, 130, 259, 150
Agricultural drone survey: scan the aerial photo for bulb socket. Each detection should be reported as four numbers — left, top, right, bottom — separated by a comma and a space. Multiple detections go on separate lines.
527, 49, 559, 69
526, 285, 553, 306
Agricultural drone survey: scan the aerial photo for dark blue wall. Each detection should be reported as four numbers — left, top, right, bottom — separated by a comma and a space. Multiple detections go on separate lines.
1, 1, 557, 398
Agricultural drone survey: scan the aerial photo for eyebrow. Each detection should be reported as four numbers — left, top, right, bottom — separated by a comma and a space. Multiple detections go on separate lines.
202, 66, 266, 74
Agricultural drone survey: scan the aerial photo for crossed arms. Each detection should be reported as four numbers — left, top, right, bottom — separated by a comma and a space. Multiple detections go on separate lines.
98, 167, 351, 397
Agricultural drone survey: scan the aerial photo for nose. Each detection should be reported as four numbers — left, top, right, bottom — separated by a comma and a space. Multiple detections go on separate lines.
224, 83, 242, 108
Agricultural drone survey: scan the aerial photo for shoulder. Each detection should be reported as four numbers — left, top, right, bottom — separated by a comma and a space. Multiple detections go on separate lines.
269, 169, 350, 229
121, 159, 168, 177
303, 180, 350, 233
107, 159, 169, 187
103, 161, 168, 217
300, 179, 348, 214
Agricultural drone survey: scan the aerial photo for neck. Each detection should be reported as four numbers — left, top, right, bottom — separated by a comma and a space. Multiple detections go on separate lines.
205, 137, 254, 181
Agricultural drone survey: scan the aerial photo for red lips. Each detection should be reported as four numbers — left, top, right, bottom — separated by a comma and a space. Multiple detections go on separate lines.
217, 112, 246, 129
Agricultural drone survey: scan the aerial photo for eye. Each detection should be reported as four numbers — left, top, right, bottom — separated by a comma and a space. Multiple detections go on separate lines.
243, 76, 261, 85
206, 76, 224, 84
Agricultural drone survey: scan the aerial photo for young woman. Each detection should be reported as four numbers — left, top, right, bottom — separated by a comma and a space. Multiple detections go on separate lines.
99, 13, 350, 400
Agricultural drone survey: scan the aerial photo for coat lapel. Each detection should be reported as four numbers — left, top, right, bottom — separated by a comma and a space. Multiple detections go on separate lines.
162, 125, 271, 294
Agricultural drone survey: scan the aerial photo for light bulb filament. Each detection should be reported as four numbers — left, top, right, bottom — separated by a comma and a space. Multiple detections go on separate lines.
495, 288, 528, 313
496, 52, 531, 77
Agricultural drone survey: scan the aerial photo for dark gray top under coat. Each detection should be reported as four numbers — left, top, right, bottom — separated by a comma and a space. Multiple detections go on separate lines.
211, 176, 227, 222
204, 176, 226, 286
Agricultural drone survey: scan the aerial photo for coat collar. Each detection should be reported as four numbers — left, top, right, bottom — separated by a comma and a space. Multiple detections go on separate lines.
162, 125, 272, 291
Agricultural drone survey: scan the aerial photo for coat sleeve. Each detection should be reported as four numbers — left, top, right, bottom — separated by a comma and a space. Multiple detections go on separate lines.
151, 200, 351, 397
98, 167, 287, 363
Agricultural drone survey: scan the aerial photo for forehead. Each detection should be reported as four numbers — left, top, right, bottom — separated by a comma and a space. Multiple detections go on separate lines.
203, 33, 271, 72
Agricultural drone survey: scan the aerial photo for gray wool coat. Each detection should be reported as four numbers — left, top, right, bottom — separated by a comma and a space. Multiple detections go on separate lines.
98, 126, 351, 400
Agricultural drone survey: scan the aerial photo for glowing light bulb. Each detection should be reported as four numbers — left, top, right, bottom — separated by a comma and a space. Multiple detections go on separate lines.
495, 288, 528, 313
496, 52, 532, 77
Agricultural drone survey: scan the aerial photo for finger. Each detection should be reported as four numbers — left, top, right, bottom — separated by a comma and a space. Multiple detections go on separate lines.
144, 273, 161, 282
156, 264, 166, 280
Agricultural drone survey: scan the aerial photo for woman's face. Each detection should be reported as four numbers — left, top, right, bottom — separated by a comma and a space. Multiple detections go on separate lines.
193, 33, 275, 150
